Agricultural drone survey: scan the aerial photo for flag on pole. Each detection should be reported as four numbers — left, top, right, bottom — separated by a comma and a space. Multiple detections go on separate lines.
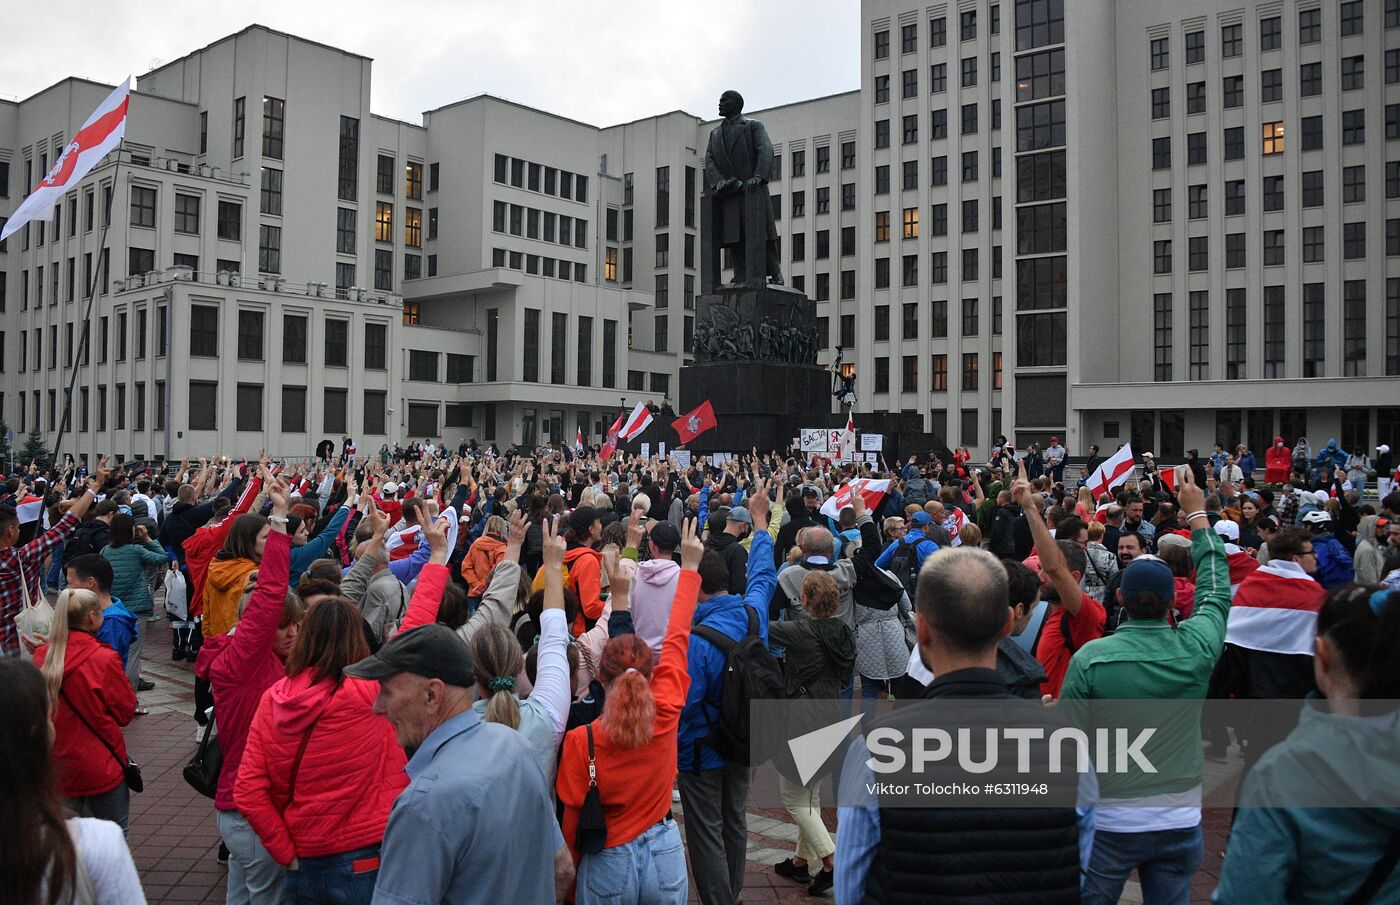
2, 77, 132, 241
834, 412, 857, 461
575, 426, 584, 452
599, 412, 625, 460
619, 402, 654, 441
1086, 443, 1136, 499
819, 478, 892, 521
671, 400, 718, 445
1159, 467, 1178, 494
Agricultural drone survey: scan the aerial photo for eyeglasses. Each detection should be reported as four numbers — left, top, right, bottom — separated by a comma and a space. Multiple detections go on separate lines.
1299, 548, 1316, 557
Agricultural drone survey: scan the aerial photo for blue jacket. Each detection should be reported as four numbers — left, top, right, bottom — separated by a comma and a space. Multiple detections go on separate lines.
678, 531, 776, 772
1311, 533, 1354, 589
1314, 439, 1348, 472
1237, 450, 1257, 478
875, 533, 939, 571
97, 598, 137, 667
287, 505, 352, 587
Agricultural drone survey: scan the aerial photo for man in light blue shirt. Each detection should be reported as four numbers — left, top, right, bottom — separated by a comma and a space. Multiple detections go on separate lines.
347, 622, 571, 905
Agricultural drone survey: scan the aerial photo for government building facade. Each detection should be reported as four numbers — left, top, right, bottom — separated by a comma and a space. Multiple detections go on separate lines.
2, 0, 1398, 461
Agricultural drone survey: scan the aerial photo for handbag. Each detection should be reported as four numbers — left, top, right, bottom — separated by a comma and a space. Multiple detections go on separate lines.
575, 724, 608, 854
183, 709, 223, 798
14, 562, 54, 662
58, 687, 143, 793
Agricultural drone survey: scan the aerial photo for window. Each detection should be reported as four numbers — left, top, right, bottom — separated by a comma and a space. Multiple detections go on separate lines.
1154, 239, 1172, 273
405, 161, 423, 200
522, 308, 540, 382
258, 225, 281, 274
189, 305, 218, 357
403, 253, 421, 280
901, 21, 918, 54
875, 119, 890, 149
655, 166, 670, 227
903, 207, 919, 238
1016, 203, 1065, 254
903, 114, 919, 144
324, 319, 348, 367
874, 358, 890, 394
930, 155, 948, 186
1301, 115, 1323, 151
1181, 131, 1213, 169
362, 322, 386, 370
962, 151, 979, 182
792, 149, 806, 177
338, 116, 359, 201
962, 57, 978, 88
1185, 30, 1205, 64
237, 310, 264, 360
930, 252, 947, 283
374, 249, 392, 290
232, 96, 245, 157
127, 247, 154, 277
962, 353, 979, 390
1338, 55, 1365, 96
376, 154, 396, 195
930, 203, 947, 236
1180, 82, 1204, 116
875, 306, 890, 342
1151, 137, 1171, 171
129, 185, 155, 228
930, 110, 946, 141
512, 159, 526, 189
1016, 311, 1067, 366
259, 167, 283, 216
1257, 69, 1282, 103
1151, 87, 1170, 119
376, 201, 394, 243
1390, 219, 1400, 256
1261, 15, 1281, 50
962, 103, 978, 135
1341, 0, 1364, 36
1221, 23, 1241, 57
1299, 62, 1322, 98
842, 183, 856, 211
1303, 283, 1325, 375
320, 388, 347, 435
1390, 280, 1400, 375
1150, 36, 1169, 70
1344, 280, 1366, 375
172, 193, 200, 235
1343, 110, 1365, 145
1343, 221, 1366, 260
1189, 291, 1209, 379
1259, 285, 1285, 377
1262, 175, 1284, 211
1303, 225, 1325, 263
1261, 121, 1284, 155
903, 160, 918, 191
903, 254, 918, 286
961, 8, 977, 40
841, 141, 856, 170
1154, 188, 1172, 222
1226, 288, 1246, 379
1224, 126, 1244, 160
262, 97, 285, 159
280, 314, 307, 363
874, 28, 889, 58
962, 297, 979, 336
188, 382, 217, 431
1343, 165, 1365, 203
1263, 229, 1285, 265
818, 230, 831, 258
901, 69, 917, 100
404, 207, 422, 247
1299, 170, 1324, 209
1389, 48, 1400, 84
809, 188, 823, 214
1185, 184, 1206, 219
1189, 236, 1209, 271
1153, 293, 1172, 381
901, 356, 918, 393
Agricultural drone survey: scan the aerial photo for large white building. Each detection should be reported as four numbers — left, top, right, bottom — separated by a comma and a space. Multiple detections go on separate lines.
2, 1, 1397, 462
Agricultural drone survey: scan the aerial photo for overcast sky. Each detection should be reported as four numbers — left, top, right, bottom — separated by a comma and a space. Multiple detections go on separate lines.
3, 0, 860, 125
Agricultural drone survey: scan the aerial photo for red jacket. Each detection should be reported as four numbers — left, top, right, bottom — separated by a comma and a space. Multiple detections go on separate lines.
233, 563, 448, 863
36, 631, 136, 799
184, 477, 263, 617
196, 530, 292, 812
1265, 438, 1292, 484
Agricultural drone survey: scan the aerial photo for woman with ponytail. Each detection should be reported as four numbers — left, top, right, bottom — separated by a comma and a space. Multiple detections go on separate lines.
1215, 585, 1400, 904
471, 514, 572, 784
0, 658, 145, 905
555, 516, 707, 905
33, 588, 137, 832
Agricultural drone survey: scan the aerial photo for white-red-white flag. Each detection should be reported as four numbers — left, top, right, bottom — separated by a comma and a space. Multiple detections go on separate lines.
835, 412, 857, 461
619, 402, 653, 441
1086, 443, 1135, 499
2, 78, 131, 242
819, 478, 891, 521
15, 495, 45, 525
576, 426, 584, 452
1225, 560, 1325, 655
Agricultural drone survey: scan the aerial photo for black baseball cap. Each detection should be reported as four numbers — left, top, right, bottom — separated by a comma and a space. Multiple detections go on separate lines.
648, 522, 681, 552
569, 505, 601, 536
344, 624, 476, 686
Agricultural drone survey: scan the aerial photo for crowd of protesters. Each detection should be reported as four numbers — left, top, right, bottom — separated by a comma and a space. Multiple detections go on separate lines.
1, 431, 1398, 905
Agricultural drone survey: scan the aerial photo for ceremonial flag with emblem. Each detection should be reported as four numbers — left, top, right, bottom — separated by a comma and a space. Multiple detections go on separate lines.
672, 400, 718, 445
599, 412, 625, 461
3, 78, 131, 241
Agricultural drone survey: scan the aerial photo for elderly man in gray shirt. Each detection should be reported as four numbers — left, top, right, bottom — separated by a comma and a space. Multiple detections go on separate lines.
347, 622, 572, 904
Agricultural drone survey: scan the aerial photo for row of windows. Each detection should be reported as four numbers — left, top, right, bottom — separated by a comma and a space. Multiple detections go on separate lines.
772, 142, 856, 178
873, 101, 1003, 148
182, 384, 389, 435
490, 247, 588, 282
873, 4, 1008, 58
874, 53, 1003, 104
871, 298, 1003, 341
1152, 166, 1397, 224
870, 352, 1002, 395
490, 201, 588, 248
1151, 109, 1389, 169
1152, 280, 1400, 381
10, 306, 168, 373
517, 310, 620, 387
371, 202, 431, 248
871, 148, 1003, 191
1148, 3, 1391, 71
185, 306, 387, 368
1152, 219, 1399, 273
492, 153, 589, 203
14, 382, 168, 436
1151, 54, 1400, 121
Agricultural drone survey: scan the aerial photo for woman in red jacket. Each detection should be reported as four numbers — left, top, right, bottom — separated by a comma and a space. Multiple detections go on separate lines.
234, 506, 449, 905
556, 517, 706, 905
196, 473, 305, 905
34, 587, 137, 832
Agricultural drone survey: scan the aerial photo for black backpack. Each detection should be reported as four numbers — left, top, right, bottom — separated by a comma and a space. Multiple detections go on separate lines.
887, 539, 922, 599
691, 606, 786, 767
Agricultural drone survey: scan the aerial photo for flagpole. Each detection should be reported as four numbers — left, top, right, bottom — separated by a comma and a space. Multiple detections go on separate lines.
51, 140, 123, 472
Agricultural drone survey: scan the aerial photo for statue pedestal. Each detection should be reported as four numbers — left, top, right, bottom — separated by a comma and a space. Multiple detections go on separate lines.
679, 285, 829, 453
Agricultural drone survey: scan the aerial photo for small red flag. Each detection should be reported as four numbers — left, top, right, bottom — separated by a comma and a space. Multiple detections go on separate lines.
671, 400, 718, 445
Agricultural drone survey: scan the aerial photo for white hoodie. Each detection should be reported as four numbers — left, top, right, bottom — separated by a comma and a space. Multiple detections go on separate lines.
630, 557, 680, 662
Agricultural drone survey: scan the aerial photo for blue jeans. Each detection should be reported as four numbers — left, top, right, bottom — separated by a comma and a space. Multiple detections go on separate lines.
284, 844, 379, 905
576, 817, 687, 905
1082, 826, 1203, 905
219, 809, 286, 905
45, 542, 66, 591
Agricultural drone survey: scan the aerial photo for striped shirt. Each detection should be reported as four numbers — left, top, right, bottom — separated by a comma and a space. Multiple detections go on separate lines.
1, 511, 81, 654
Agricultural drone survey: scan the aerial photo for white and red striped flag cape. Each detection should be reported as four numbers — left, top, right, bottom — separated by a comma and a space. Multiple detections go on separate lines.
2, 78, 131, 242
618, 402, 653, 441
1225, 560, 1326, 656
819, 478, 891, 521
1086, 443, 1136, 499
386, 525, 422, 560
15, 494, 45, 525
941, 506, 969, 546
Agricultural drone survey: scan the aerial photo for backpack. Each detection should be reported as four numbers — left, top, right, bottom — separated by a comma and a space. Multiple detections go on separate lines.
691, 605, 786, 767
887, 539, 923, 599
904, 478, 930, 506
62, 522, 104, 567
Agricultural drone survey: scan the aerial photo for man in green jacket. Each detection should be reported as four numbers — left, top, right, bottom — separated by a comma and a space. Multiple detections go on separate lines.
1057, 468, 1231, 905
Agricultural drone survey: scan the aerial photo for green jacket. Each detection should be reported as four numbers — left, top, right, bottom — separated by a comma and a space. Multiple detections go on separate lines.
101, 540, 170, 615
1059, 528, 1231, 798
769, 616, 855, 787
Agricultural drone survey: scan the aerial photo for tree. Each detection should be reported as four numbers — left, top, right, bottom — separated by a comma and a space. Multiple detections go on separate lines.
19, 426, 51, 471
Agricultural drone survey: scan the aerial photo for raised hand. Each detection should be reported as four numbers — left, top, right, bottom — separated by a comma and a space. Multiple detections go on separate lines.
748, 477, 771, 530
424, 515, 449, 563
1178, 466, 1205, 519
601, 544, 632, 602
504, 509, 529, 562
679, 517, 705, 571
542, 514, 566, 574
626, 510, 645, 550
1010, 457, 1035, 508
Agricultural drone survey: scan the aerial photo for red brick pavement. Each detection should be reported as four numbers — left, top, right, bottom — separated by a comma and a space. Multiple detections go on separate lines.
122, 624, 1233, 904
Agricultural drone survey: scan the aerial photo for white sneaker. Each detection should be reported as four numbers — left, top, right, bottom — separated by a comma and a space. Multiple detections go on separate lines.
672, 788, 681, 803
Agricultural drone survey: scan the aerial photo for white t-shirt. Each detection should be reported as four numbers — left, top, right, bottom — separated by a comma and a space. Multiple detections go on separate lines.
63, 817, 147, 904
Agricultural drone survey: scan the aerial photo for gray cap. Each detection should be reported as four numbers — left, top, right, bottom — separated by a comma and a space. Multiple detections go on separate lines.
726, 506, 753, 525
